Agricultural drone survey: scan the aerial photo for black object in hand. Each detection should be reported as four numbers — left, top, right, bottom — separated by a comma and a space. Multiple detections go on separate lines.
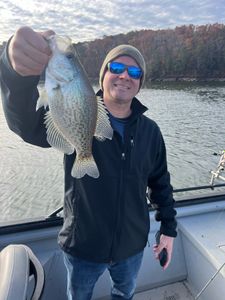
155, 231, 168, 267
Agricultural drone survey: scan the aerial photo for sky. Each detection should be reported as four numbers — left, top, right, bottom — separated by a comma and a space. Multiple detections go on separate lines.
0, 0, 225, 43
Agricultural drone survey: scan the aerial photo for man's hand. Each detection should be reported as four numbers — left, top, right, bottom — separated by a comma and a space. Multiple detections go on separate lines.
153, 234, 174, 270
8, 26, 55, 76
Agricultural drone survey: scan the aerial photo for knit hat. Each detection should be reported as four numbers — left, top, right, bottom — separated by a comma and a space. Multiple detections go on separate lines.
99, 44, 146, 90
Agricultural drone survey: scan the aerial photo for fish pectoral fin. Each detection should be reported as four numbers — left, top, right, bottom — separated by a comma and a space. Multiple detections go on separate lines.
36, 89, 49, 111
94, 97, 113, 141
71, 154, 99, 179
44, 111, 74, 154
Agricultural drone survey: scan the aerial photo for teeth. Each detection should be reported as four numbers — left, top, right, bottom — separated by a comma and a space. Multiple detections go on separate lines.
115, 84, 128, 89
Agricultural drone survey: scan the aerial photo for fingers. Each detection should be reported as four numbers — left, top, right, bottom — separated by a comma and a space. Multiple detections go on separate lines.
153, 243, 170, 270
153, 235, 174, 270
11, 53, 47, 76
8, 26, 54, 76
163, 251, 172, 270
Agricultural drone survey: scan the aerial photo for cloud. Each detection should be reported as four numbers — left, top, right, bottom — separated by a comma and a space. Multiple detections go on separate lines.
0, 0, 224, 43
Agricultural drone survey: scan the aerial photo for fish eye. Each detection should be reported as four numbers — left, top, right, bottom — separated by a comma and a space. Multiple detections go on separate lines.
66, 53, 74, 59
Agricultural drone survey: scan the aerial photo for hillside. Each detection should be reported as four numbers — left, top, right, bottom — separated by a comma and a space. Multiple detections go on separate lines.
1, 24, 225, 84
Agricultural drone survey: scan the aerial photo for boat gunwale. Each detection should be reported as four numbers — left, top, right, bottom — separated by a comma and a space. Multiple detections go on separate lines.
0, 190, 225, 235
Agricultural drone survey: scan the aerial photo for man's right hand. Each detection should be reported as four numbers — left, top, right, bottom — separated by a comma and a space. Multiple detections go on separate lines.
8, 26, 55, 76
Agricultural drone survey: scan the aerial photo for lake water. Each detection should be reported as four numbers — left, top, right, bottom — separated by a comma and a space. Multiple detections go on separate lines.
1, 82, 225, 222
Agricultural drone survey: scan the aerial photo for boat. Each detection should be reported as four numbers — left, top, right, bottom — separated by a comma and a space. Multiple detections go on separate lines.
0, 155, 225, 300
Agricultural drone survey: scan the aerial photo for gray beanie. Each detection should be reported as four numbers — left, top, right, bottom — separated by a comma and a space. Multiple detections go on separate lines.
99, 44, 146, 90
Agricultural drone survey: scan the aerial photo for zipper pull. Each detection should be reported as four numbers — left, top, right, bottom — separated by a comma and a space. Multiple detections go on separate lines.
121, 152, 126, 160
130, 136, 134, 147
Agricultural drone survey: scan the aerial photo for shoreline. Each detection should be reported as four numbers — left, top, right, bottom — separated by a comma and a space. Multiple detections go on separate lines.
148, 77, 225, 82
89, 77, 225, 84
38, 77, 225, 86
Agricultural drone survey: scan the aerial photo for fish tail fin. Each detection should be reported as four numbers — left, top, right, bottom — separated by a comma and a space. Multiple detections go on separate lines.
71, 154, 99, 179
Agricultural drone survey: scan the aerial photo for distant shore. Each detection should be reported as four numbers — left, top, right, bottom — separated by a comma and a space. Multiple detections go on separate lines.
149, 77, 225, 82
2, 24, 225, 82
38, 77, 225, 87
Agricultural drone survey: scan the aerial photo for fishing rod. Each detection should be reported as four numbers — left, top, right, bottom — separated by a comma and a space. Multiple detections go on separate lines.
173, 182, 225, 193
50, 184, 225, 218
49, 151, 225, 218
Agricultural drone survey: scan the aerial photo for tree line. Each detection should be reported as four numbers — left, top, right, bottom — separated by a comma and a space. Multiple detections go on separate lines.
1, 24, 225, 84
74, 23, 225, 84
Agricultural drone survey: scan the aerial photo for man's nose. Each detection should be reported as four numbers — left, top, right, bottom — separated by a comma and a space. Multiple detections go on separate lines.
118, 69, 130, 79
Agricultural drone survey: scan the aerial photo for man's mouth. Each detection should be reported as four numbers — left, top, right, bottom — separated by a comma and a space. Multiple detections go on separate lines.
114, 83, 130, 90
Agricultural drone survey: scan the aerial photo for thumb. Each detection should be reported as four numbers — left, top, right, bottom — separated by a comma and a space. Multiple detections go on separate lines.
38, 30, 55, 55
39, 30, 55, 40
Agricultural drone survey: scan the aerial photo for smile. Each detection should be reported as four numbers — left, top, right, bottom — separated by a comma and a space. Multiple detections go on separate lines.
114, 84, 130, 90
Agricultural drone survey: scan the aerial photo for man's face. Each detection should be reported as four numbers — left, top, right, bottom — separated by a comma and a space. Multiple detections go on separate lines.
102, 56, 141, 105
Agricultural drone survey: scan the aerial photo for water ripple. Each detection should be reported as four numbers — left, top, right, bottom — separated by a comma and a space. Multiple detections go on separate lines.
1, 83, 225, 222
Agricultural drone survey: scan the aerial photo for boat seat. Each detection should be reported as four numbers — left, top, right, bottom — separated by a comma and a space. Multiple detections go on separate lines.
0, 244, 44, 300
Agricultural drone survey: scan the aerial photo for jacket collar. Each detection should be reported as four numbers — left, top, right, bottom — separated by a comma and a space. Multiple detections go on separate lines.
96, 89, 148, 122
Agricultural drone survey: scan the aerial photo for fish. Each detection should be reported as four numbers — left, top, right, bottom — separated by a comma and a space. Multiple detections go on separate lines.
36, 35, 113, 178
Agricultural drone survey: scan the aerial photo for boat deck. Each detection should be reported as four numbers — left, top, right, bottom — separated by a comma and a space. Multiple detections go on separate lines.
134, 281, 194, 300
2, 199, 225, 300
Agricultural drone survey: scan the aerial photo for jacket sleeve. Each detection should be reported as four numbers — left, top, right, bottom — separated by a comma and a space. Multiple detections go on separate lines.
0, 41, 50, 148
148, 126, 177, 237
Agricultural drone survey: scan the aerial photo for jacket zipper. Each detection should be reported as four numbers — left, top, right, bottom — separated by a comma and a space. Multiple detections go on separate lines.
130, 136, 134, 147
109, 138, 126, 262
130, 136, 134, 170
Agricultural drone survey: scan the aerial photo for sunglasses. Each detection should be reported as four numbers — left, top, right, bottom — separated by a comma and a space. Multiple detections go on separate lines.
107, 62, 142, 80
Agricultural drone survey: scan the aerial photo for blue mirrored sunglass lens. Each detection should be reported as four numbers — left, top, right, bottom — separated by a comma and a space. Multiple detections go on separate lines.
127, 67, 142, 79
109, 62, 125, 74
108, 62, 142, 79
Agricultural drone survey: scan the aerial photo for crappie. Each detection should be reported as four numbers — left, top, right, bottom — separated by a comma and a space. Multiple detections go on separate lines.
36, 35, 113, 178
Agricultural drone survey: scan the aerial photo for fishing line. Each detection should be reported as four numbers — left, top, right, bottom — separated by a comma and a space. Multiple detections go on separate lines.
194, 151, 225, 299
194, 262, 225, 299
192, 205, 225, 299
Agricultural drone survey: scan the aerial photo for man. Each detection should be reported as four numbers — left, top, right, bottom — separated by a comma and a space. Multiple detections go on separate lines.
0, 26, 177, 300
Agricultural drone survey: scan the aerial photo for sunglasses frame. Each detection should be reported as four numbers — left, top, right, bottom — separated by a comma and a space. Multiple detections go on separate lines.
107, 61, 142, 80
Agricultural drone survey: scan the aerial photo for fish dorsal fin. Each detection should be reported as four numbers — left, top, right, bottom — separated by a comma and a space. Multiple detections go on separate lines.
44, 111, 74, 154
94, 97, 113, 141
